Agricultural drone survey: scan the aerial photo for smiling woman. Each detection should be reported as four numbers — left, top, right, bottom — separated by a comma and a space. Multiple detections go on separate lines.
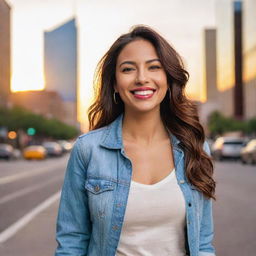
55, 25, 216, 256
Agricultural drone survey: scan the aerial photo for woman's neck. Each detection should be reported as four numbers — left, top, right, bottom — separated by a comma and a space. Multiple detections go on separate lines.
122, 110, 169, 146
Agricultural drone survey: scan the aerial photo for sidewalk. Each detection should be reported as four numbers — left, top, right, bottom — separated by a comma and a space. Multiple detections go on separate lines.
0, 199, 60, 256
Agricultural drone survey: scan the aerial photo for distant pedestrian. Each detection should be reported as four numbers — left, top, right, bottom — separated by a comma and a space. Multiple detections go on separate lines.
55, 25, 216, 256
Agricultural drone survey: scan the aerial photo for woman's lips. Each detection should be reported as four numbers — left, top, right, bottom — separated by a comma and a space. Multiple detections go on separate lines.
131, 89, 155, 99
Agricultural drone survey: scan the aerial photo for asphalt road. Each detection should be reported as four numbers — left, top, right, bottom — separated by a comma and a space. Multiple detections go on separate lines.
213, 160, 256, 256
0, 155, 68, 256
0, 157, 255, 256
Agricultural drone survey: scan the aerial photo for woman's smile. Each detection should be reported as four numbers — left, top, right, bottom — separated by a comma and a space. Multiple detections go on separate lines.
130, 87, 156, 99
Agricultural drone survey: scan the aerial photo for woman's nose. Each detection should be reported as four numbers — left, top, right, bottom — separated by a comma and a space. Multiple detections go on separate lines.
135, 69, 149, 85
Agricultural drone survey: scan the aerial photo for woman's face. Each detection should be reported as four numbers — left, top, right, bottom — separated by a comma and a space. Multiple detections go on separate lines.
115, 39, 168, 115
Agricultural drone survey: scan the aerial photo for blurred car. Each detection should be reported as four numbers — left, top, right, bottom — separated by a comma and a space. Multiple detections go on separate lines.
23, 145, 47, 160
42, 141, 63, 157
211, 137, 247, 160
240, 139, 256, 165
58, 140, 73, 153
0, 143, 14, 160
13, 149, 21, 159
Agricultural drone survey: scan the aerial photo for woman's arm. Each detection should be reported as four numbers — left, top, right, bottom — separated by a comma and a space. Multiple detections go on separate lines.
199, 198, 216, 256
199, 141, 216, 256
55, 138, 91, 256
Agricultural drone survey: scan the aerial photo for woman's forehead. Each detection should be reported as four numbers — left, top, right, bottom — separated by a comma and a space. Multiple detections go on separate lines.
117, 39, 158, 64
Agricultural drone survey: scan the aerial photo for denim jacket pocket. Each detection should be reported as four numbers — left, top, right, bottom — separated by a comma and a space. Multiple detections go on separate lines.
85, 178, 115, 194
85, 178, 115, 220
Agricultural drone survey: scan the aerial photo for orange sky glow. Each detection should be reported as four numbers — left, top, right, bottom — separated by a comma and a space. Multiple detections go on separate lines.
8, 0, 217, 126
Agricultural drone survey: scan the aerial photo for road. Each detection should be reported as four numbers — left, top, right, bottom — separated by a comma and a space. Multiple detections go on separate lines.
0, 155, 68, 256
0, 157, 255, 256
213, 160, 256, 256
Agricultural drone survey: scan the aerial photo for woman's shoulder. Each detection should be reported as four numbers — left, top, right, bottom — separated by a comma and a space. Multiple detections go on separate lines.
69, 126, 109, 163
77, 126, 109, 145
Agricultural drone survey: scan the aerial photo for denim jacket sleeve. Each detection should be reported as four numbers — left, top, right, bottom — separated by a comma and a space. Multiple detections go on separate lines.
199, 141, 216, 256
55, 138, 91, 256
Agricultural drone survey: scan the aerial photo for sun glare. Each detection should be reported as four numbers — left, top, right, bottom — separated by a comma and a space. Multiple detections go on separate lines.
11, 70, 45, 92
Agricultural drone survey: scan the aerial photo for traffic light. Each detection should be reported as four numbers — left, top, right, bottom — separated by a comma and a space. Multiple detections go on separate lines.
27, 127, 36, 136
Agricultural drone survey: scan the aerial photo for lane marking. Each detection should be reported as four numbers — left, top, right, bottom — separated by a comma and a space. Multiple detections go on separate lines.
0, 161, 66, 185
0, 175, 62, 204
0, 191, 61, 243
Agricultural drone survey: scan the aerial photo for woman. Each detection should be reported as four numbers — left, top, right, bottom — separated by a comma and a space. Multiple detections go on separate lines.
55, 25, 216, 256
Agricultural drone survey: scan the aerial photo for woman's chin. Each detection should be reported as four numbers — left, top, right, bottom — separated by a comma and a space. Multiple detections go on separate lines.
124, 105, 160, 116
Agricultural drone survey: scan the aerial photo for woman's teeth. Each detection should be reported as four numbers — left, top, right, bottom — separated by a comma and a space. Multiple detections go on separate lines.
133, 90, 154, 95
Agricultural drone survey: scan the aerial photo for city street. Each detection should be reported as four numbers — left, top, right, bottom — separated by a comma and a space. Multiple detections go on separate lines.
213, 160, 256, 256
0, 155, 68, 256
0, 157, 255, 256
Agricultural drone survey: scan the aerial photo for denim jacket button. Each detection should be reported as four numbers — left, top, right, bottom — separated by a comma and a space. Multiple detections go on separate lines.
179, 180, 185, 184
112, 225, 119, 230
94, 185, 100, 192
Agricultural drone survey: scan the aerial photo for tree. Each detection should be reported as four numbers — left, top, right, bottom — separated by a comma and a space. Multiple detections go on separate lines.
207, 111, 253, 137
0, 105, 79, 140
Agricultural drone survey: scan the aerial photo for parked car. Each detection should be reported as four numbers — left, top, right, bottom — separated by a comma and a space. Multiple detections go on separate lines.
0, 143, 14, 160
211, 137, 247, 160
58, 140, 73, 153
23, 145, 47, 160
42, 141, 63, 157
240, 139, 256, 165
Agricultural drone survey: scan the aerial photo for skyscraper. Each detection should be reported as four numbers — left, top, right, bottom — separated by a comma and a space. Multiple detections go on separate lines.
243, 0, 256, 119
0, 0, 11, 107
200, 0, 256, 128
204, 28, 217, 101
233, 0, 243, 119
44, 18, 78, 127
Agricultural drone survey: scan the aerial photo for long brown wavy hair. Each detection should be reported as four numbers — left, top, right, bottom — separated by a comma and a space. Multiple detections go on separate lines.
88, 25, 216, 199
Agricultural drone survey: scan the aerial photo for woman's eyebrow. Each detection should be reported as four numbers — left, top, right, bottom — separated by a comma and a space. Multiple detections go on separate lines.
119, 59, 161, 67
119, 61, 136, 67
146, 58, 161, 64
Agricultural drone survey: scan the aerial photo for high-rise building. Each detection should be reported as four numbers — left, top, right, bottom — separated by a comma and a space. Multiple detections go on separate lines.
204, 29, 217, 101
201, 0, 256, 124
0, 0, 11, 107
233, 1, 243, 119
44, 18, 78, 127
243, 0, 256, 119
199, 28, 219, 127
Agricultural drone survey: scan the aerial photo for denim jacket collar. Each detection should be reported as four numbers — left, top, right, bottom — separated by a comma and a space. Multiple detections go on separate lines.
100, 114, 124, 150
100, 114, 181, 150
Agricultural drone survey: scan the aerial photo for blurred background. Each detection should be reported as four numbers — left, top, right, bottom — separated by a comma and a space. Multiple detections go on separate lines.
0, 0, 255, 255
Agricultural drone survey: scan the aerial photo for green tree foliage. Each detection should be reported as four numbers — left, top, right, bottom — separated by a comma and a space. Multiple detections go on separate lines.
247, 118, 256, 134
0, 105, 79, 139
208, 111, 256, 136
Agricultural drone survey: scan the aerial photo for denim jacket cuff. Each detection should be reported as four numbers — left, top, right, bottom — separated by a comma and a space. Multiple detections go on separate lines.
199, 251, 216, 256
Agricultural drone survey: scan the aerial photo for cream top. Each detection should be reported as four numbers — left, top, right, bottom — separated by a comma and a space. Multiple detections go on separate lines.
116, 169, 186, 256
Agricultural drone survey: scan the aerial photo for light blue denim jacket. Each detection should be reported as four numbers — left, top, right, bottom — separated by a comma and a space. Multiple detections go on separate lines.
55, 114, 216, 256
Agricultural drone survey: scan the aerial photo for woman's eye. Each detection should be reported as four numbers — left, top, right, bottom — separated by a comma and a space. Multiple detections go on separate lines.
149, 65, 161, 70
122, 67, 134, 72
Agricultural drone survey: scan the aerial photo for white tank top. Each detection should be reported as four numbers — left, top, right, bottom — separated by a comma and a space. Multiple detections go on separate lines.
116, 169, 186, 256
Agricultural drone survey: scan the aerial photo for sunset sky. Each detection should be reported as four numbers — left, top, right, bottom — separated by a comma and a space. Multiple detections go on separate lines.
7, 0, 217, 125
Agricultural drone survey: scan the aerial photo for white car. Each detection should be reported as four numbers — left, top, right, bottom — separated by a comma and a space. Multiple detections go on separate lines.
211, 137, 247, 161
